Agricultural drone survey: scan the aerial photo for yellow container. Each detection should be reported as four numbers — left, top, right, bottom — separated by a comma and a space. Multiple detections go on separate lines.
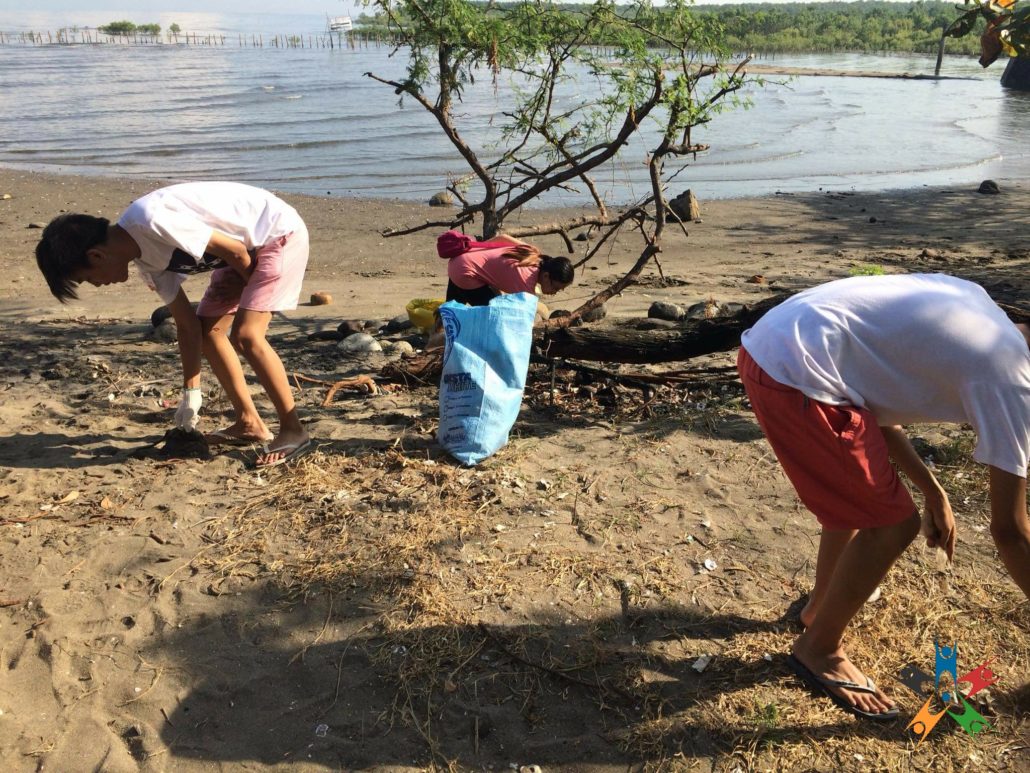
406, 298, 445, 334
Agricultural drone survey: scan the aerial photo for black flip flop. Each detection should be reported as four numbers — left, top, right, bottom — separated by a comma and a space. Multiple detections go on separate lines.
787, 654, 899, 722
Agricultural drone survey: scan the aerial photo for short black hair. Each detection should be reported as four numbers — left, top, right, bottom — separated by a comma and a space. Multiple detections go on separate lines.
35, 213, 110, 303
540, 255, 574, 285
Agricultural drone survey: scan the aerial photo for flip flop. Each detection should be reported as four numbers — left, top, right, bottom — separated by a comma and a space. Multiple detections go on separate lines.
787, 654, 899, 722
252, 438, 314, 469
206, 428, 275, 447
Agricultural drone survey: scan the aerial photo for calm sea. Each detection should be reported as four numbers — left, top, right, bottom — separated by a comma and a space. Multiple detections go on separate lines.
2, 10, 1028, 205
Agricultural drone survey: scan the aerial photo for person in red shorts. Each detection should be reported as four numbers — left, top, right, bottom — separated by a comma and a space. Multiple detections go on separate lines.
738, 273, 1030, 721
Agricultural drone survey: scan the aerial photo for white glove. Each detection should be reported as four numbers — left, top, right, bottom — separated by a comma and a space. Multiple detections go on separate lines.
174, 388, 202, 431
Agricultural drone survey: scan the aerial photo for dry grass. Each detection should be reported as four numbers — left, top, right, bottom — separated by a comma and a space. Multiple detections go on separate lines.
198, 401, 1030, 770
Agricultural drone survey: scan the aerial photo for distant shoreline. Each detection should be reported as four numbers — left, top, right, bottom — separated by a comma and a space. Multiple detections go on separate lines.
742, 63, 980, 80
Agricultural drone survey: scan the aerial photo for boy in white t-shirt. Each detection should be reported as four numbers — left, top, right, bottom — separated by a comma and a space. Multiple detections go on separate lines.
738, 273, 1030, 721
35, 182, 311, 468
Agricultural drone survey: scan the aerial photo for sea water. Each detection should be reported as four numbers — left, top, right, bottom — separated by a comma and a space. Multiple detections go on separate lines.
2, 10, 1027, 205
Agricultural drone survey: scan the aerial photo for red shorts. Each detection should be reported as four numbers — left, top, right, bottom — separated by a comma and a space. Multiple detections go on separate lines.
737, 347, 915, 531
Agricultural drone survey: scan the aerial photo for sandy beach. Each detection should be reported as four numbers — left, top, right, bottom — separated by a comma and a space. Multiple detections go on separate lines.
1, 167, 1028, 771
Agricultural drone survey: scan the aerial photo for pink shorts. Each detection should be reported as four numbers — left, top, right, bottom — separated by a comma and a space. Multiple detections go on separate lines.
737, 347, 915, 531
196, 225, 309, 318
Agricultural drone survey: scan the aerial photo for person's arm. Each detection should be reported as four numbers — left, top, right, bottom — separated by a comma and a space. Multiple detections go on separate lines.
881, 424, 956, 559
167, 289, 203, 430
205, 231, 254, 280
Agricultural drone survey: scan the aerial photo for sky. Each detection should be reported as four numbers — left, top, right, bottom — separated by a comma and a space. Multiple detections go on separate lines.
0, 0, 919, 14
0, 1, 360, 13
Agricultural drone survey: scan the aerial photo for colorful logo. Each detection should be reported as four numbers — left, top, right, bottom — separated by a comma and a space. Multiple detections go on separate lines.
900, 641, 999, 745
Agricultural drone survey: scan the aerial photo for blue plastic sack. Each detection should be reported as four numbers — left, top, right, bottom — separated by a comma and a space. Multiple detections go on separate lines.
437, 292, 538, 465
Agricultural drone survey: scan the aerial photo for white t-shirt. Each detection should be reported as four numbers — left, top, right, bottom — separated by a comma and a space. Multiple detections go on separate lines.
118, 182, 304, 303
741, 273, 1030, 477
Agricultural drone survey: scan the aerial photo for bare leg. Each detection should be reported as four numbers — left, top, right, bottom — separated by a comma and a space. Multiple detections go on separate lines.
230, 309, 308, 464
793, 512, 919, 715
989, 468, 1030, 599
200, 314, 271, 441
800, 528, 856, 627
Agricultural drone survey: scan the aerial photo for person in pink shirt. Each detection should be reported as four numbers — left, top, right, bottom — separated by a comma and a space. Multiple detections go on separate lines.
445, 234, 574, 306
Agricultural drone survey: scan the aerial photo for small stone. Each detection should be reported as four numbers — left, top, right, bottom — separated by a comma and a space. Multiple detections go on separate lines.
581, 303, 607, 323
389, 340, 415, 357
746, 274, 766, 284
150, 306, 173, 328
918, 248, 944, 260
310, 291, 332, 306
692, 655, 712, 673
648, 301, 685, 321
573, 231, 590, 241
686, 300, 722, 320
27, 222, 46, 229
384, 314, 413, 334
152, 318, 177, 343
668, 188, 701, 222
338, 333, 382, 354
978, 179, 1000, 195
868, 216, 877, 223
428, 191, 454, 207
337, 319, 365, 337
1, 193, 11, 200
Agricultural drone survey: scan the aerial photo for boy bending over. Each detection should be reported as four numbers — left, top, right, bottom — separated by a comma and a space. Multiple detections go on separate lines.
739, 273, 1030, 721
36, 181, 312, 468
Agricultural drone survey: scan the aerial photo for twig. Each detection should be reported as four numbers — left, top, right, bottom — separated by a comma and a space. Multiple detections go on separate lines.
477, 623, 635, 702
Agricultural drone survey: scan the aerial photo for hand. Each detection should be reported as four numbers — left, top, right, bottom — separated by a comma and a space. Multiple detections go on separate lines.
921, 487, 956, 562
174, 388, 202, 431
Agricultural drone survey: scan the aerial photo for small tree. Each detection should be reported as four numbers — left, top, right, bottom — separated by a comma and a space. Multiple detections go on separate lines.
99, 20, 137, 35
170, 23, 182, 35
363, 0, 755, 326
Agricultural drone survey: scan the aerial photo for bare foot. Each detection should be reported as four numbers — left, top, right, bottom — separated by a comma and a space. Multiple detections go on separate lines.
792, 639, 897, 716
255, 427, 310, 467
206, 419, 273, 445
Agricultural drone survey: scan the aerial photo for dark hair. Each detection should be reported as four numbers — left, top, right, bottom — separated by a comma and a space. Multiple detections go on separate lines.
539, 255, 574, 285
35, 213, 110, 303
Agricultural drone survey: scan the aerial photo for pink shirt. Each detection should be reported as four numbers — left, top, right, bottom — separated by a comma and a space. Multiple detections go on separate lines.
447, 247, 539, 294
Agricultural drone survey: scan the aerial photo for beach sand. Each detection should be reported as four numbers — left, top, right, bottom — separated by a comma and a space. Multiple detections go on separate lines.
1, 167, 1028, 771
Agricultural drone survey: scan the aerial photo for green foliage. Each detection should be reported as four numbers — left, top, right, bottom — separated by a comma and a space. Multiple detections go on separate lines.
99, 20, 161, 36
357, 1, 991, 55
849, 263, 886, 276
750, 700, 781, 729
169, 23, 182, 35
362, 0, 755, 239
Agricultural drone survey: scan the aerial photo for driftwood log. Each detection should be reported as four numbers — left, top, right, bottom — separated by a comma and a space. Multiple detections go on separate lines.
537, 293, 792, 364
374, 287, 1029, 386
